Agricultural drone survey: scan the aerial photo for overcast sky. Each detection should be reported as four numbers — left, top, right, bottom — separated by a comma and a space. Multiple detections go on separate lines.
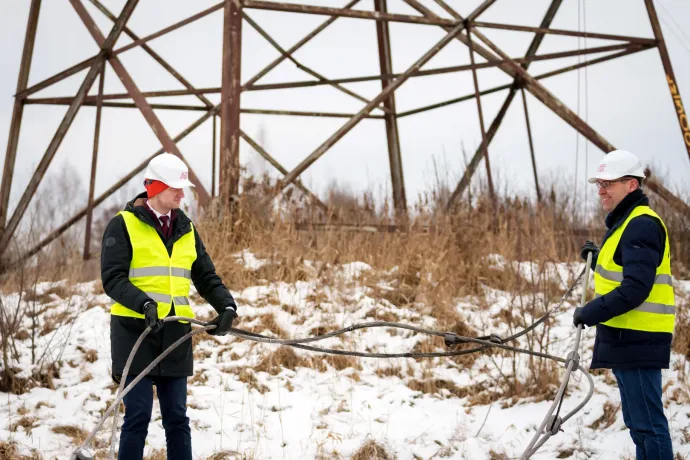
1, 0, 689, 218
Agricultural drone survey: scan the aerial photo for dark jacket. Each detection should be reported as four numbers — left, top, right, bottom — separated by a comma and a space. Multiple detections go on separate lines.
580, 189, 671, 369
102, 192, 236, 379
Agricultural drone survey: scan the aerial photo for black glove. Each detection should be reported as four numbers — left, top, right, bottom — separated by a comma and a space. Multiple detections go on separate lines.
208, 307, 238, 336
143, 301, 163, 333
580, 240, 599, 262
573, 307, 586, 328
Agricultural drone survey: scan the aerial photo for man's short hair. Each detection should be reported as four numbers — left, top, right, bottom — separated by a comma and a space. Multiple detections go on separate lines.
625, 176, 644, 188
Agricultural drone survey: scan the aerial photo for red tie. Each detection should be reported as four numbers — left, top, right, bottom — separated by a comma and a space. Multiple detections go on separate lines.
159, 215, 170, 238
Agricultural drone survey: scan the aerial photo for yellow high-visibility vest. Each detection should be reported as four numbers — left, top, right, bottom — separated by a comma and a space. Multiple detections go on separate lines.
111, 211, 197, 322
594, 206, 675, 333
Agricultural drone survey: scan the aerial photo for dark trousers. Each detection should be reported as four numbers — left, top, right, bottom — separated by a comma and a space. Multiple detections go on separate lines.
118, 376, 192, 460
612, 368, 673, 460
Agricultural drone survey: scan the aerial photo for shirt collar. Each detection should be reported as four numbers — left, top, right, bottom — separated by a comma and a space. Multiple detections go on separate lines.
146, 200, 171, 221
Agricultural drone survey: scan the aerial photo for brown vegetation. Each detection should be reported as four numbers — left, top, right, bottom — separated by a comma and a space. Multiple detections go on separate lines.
351, 439, 394, 460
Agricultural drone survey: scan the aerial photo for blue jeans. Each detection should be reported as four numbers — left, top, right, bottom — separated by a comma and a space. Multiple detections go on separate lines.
118, 376, 192, 460
612, 368, 673, 460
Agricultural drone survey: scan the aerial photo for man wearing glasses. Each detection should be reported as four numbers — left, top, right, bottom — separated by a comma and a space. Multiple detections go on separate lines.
576, 150, 675, 459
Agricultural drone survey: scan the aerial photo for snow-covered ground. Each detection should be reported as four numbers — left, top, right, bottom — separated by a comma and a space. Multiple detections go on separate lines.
1, 255, 689, 459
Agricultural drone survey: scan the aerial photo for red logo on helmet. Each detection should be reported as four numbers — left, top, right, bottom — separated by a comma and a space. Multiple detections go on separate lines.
597, 164, 606, 172
180, 172, 188, 180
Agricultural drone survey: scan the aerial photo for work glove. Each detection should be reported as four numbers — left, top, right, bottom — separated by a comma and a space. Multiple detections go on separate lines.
573, 306, 586, 328
208, 307, 238, 336
580, 240, 599, 262
143, 301, 163, 333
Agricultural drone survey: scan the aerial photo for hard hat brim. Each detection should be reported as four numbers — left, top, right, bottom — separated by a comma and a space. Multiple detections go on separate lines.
588, 167, 646, 183
164, 178, 196, 189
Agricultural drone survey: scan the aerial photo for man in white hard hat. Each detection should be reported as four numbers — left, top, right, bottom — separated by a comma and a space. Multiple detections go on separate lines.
101, 153, 238, 460
576, 150, 675, 459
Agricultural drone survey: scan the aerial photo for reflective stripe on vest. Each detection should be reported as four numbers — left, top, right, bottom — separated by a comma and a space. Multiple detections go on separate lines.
129, 267, 192, 279
594, 265, 673, 286
594, 205, 675, 333
111, 210, 197, 322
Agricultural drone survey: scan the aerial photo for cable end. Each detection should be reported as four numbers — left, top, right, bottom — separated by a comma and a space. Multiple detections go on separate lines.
547, 415, 563, 436
565, 351, 580, 370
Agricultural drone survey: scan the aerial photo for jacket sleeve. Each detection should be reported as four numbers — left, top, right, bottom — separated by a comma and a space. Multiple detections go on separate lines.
100, 214, 153, 314
191, 227, 237, 314
580, 216, 664, 326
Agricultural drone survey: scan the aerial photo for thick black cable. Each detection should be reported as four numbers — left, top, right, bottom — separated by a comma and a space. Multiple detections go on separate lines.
72, 265, 588, 460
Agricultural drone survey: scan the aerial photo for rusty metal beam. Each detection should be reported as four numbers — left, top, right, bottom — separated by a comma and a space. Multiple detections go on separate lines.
280, 21, 468, 190
239, 131, 327, 210
0, 0, 139, 258
470, 27, 616, 152
83, 60, 105, 260
24, 99, 210, 111
472, 21, 656, 45
25, 99, 384, 118
402, 0, 616, 154
644, 0, 690, 162
401, 48, 648, 120
0, 0, 41, 236
242, 109, 383, 118
644, 169, 690, 216
16, 105, 221, 264
87, 0, 214, 108
212, 115, 217, 198
242, 0, 458, 27
375, 0, 406, 216
521, 88, 541, 202
70, 0, 211, 206
112, 2, 224, 57
243, 11, 390, 114
445, 0, 563, 209
220, 0, 243, 204
467, 29, 495, 203
30, 42, 637, 105
430, 0, 458, 18
244, 0, 361, 87
466, 0, 497, 22
246, 42, 637, 91
16, 55, 98, 100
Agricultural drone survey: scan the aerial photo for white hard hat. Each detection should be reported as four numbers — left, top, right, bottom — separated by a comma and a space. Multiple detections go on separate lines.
144, 153, 195, 189
588, 150, 646, 183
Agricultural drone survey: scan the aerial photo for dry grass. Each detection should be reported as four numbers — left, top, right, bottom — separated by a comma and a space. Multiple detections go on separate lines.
206, 451, 242, 460
0, 175, 686, 428
76, 346, 98, 363
51, 425, 89, 444
248, 313, 287, 337
143, 448, 167, 460
0, 441, 42, 460
351, 439, 394, 460
35, 401, 54, 410
255, 347, 307, 375
407, 378, 475, 400
375, 366, 403, 379
10, 416, 38, 434
672, 294, 689, 361
235, 368, 269, 394
488, 451, 509, 460
588, 401, 620, 430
